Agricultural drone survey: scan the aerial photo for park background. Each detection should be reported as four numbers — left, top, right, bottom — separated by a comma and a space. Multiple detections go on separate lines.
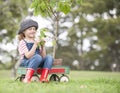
0, 0, 120, 93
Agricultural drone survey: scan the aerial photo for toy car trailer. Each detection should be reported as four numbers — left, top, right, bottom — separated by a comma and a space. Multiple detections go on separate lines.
16, 66, 70, 82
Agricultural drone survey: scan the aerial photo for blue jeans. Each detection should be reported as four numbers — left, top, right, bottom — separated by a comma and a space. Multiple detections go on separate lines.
20, 54, 54, 70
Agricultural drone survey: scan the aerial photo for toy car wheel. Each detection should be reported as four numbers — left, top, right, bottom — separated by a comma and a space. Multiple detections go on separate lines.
19, 74, 25, 82
31, 74, 39, 82
19, 74, 39, 82
60, 75, 69, 82
49, 74, 60, 82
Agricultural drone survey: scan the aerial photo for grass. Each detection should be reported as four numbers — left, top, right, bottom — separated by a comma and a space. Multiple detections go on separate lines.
0, 70, 120, 93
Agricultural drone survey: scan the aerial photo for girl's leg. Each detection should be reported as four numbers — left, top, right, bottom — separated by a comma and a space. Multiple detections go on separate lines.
23, 54, 42, 83
28, 54, 43, 70
23, 68, 35, 83
39, 55, 54, 82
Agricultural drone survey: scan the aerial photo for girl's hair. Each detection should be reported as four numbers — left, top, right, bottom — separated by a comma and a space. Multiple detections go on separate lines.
18, 33, 25, 41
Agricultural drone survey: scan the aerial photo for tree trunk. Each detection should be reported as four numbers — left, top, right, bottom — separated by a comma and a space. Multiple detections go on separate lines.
52, 13, 59, 59
80, 30, 85, 70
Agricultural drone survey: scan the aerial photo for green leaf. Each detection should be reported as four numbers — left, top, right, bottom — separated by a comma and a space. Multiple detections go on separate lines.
40, 40, 45, 46
58, 1, 71, 14
39, 28, 48, 39
76, 0, 83, 4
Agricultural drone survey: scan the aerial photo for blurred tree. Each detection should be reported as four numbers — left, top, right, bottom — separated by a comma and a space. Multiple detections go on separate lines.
0, 0, 31, 41
66, 0, 120, 71
0, 0, 31, 70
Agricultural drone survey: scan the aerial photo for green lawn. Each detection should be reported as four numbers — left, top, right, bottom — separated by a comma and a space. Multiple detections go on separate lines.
0, 70, 120, 93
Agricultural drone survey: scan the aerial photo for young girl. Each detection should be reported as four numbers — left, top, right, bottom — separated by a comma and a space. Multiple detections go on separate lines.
18, 19, 53, 83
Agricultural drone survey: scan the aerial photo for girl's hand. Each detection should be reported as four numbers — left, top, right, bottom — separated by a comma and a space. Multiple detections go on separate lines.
34, 37, 40, 46
40, 39, 46, 46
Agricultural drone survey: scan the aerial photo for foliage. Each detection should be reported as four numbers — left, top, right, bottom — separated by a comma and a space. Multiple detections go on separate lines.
64, 0, 120, 71
0, 0, 30, 42
30, 0, 83, 17
0, 0, 31, 70
38, 28, 47, 46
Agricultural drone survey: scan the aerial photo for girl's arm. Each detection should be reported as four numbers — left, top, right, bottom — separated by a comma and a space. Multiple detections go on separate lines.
24, 42, 38, 59
19, 40, 39, 59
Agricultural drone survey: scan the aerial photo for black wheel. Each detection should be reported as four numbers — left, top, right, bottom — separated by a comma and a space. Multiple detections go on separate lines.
31, 74, 39, 82
15, 76, 21, 81
60, 74, 69, 82
19, 74, 25, 82
49, 74, 60, 82
19, 74, 39, 82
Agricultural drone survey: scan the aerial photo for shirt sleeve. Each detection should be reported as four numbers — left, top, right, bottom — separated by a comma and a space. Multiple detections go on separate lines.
18, 40, 28, 55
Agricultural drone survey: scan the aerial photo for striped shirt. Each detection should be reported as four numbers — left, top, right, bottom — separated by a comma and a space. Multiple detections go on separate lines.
18, 40, 29, 60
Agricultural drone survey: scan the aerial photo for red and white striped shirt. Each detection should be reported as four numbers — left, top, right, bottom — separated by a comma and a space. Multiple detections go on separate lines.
18, 40, 29, 60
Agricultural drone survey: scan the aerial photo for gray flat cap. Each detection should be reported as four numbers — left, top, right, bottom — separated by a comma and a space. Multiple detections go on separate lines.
18, 19, 38, 34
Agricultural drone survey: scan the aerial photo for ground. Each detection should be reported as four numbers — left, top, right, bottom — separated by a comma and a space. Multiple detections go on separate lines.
0, 70, 120, 93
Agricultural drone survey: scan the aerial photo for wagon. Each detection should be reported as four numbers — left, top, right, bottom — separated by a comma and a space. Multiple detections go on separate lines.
16, 66, 70, 82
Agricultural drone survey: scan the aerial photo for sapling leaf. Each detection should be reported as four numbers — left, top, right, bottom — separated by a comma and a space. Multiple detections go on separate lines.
39, 28, 48, 46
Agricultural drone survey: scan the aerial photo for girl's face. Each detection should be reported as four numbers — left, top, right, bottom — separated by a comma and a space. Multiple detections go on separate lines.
24, 27, 36, 38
